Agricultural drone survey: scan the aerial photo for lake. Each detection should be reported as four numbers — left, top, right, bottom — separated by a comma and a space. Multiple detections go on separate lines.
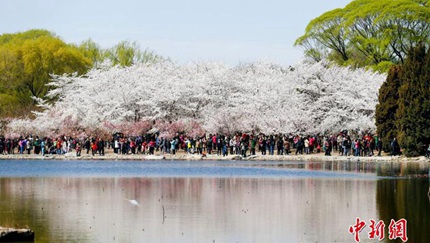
0, 160, 429, 242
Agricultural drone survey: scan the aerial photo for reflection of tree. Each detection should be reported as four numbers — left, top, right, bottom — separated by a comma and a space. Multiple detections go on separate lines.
0, 178, 51, 241
2, 173, 428, 242
376, 162, 429, 177
249, 161, 380, 174
376, 179, 430, 243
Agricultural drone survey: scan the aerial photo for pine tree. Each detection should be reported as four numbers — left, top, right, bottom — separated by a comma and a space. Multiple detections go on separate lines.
375, 65, 402, 152
396, 45, 430, 156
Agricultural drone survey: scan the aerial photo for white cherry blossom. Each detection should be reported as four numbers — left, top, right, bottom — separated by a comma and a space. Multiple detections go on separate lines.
6, 60, 386, 137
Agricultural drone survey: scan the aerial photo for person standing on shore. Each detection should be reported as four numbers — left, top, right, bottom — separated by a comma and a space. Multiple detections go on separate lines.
19, 139, 24, 154
212, 134, 217, 154
34, 137, 40, 154
277, 137, 283, 155
260, 136, 266, 155
56, 139, 62, 155
377, 138, 383, 156
391, 138, 399, 156
185, 138, 191, 154
304, 137, 310, 154
241, 139, 247, 157
198, 138, 202, 154
341, 137, 347, 156
113, 139, 119, 154
164, 137, 170, 154
170, 138, 176, 155
61, 138, 67, 154
207, 138, 212, 154
130, 139, 136, 154
41, 139, 45, 156
98, 138, 105, 156
309, 136, 315, 154
91, 139, 98, 156
149, 139, 156, 155
250, 136, 256, 156
217, 136, 222, 156
76, 142, 82, 156
284, 138, 290, 155
354, 139, 361, 156
229, 137, 235, 155
0, 138, 4, 155
6, 139, 12, 155
85, 138, 91, 154
269, 135, 275, 155
222, 138, 228, 156
26, 137, 33, 154
235, 135, 241, 155
295, 137, 303, 155
324, 138, 331, 156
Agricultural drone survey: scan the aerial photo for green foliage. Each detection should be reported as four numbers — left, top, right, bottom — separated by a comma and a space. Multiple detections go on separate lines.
295, 0, 430, 72
0, 29, 55, 45
0, 30, 92, 118
0, 94, 23, 117
370, 61, 394, 74
77, 39, 105, 68
375, 65, 402, 152
295, 8, 348, 62
77, 39, 165, 68
105, 41, 165, 67
395, 45, 430, 156
376, 45, 430, 156
0, 29, 165, 119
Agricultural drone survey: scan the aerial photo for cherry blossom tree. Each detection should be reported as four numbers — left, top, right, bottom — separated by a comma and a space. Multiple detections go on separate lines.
6, 60, 386, 137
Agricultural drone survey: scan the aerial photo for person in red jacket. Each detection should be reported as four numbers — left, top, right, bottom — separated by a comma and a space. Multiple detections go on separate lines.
91, 139, 98, 156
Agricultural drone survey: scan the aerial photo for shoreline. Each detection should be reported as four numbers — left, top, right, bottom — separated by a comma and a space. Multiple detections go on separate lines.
1, 152, 429, 163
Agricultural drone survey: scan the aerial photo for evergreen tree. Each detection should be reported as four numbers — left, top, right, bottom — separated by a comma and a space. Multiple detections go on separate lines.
375, 65, 402, 152
396, 45, 430, 156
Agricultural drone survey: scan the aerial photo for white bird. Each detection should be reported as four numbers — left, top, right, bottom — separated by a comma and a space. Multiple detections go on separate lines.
125, 199, 139, 206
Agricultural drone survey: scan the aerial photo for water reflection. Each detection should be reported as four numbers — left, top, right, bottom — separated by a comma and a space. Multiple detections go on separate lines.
377, 179, 430, 243
0, 160, 429, 179
241, 160, 430, 178
375, 162, 430, 177
1, 177, 379, 242
0, 160, 429, 242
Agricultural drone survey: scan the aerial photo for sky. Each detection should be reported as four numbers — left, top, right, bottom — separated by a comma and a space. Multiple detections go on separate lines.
0, 0, 352, 66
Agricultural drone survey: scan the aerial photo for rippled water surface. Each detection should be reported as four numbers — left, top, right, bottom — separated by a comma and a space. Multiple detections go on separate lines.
0, 160, 429, 242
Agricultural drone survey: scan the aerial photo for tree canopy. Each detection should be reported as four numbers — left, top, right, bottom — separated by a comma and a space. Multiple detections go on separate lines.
105, 41, 165, 67
5, 60, 385, 138
0, 30, 92, 117
395, 45, 430, 156
0, 30, 164, 119
374, 65, 401, 152
375, 45, 430, 156
295, 0, 430, 72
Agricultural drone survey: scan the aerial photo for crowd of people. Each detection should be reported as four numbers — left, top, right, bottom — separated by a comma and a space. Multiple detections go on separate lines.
0, 136, 106, 157
0, 130, 400, 158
